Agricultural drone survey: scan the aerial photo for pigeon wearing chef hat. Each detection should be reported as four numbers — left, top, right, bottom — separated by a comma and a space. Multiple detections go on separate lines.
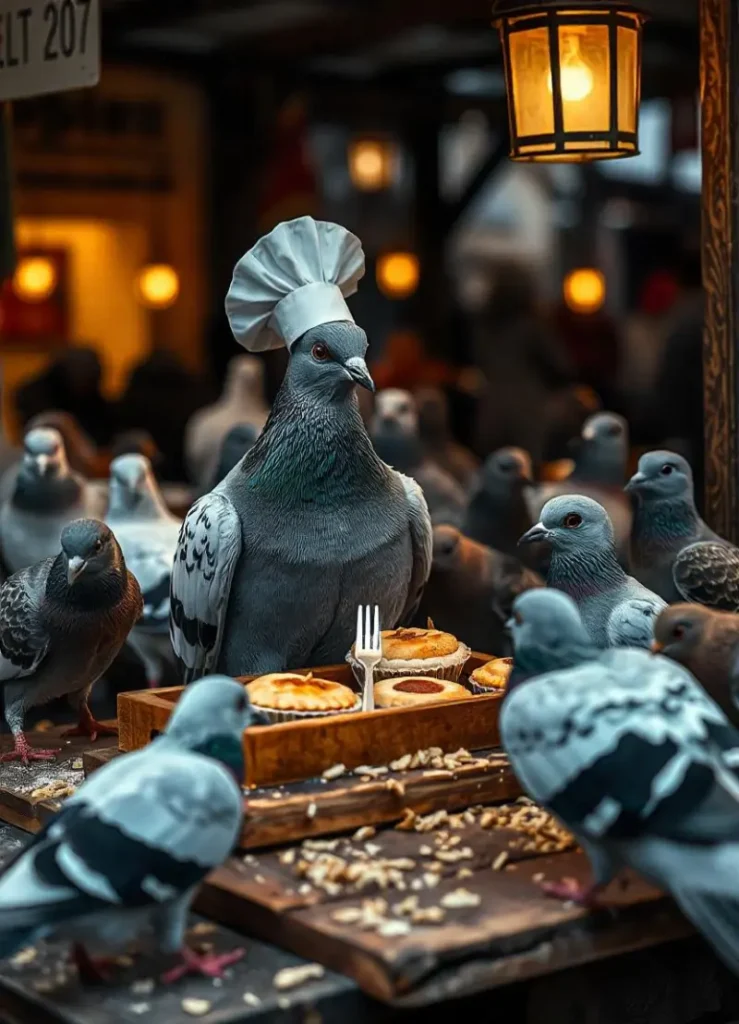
170, 217, 432, 680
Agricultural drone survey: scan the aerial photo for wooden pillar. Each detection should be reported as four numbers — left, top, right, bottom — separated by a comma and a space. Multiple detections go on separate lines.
700, 0, 739, 541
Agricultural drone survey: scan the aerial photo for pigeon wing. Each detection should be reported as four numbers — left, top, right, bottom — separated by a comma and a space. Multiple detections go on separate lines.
396, 471, 433, 624
607, 596, 664, 649
170, 493, 241, 682
0, 750, 242, 932
117, 524, 179, 631
501, 651, 739, 843
0, 560, 51, 681
673, 541, 739, 611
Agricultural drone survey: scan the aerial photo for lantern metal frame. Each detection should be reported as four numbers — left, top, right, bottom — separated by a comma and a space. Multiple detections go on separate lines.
493, 0, 647, 162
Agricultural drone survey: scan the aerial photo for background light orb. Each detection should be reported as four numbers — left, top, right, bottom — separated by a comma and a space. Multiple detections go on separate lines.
136, 264, 180, 309
12, 256, 58, 303
376, 252, 420, 299
563, 267, 606, 314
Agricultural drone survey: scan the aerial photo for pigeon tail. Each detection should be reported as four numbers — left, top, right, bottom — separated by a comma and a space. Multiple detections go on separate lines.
671, 886, 739, 975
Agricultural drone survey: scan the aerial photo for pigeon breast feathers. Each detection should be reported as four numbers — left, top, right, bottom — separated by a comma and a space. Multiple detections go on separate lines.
501, 651, 739, 843
170, 494, 241, 683
396, 471, 432, 623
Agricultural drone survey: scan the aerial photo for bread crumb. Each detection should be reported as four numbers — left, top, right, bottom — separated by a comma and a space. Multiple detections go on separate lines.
181, 998, 212, 1016
321, 763, 346, 781
441, 888, 481, 909
243, 992, 261, 1006
273, 963, 325, 990
492, 851, 509, 871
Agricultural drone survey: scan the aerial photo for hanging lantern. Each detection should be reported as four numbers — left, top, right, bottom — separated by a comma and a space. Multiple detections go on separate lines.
348, 137, 397, 191
493, 0, 646, 162
376, 252, 420, 299
563, 267, 606, 313
136, 264, 180, 310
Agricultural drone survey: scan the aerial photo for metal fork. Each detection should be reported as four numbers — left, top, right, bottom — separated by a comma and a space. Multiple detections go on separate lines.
355, 605, 381, 712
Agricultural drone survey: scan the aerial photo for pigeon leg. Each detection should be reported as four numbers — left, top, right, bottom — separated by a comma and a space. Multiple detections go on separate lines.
71, 943, 116, 984
0, 732, 60, 763
62, 703, 118, 742
539, 876, 606, 907
161, 945, 245, 984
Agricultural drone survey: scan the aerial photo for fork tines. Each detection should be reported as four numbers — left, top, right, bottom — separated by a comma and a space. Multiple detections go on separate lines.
355, 604, 380, 653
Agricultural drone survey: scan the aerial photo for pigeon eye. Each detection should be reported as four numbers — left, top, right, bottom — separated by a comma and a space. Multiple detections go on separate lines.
94, 539, 103, 553
311, 343, 330, 362
660, 465, 674, 476
236, 691, 248, 712
671, 624, 686, 640
605, 424, 622, 437
563, 513, 583, 529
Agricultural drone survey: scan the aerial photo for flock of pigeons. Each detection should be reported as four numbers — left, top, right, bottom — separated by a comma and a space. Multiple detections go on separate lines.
1, 317, 739, 984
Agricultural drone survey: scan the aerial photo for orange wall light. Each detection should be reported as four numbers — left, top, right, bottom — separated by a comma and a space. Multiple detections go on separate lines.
136, 264, 180, 310
376, 252, 420, 299
563, 267, 606, 314
348, 137, 397, 191
12, 255, 58, 303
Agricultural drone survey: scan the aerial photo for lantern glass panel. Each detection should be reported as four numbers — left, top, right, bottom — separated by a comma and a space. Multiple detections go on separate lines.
509, 26, 554, 139
558, 25, 610, 135
617, 22, 639, 134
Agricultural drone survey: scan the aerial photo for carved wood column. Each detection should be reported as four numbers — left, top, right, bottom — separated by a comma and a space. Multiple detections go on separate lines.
700, 0, 739, 541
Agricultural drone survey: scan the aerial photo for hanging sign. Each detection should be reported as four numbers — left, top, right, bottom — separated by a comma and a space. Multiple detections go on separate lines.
0, 0, 99, 101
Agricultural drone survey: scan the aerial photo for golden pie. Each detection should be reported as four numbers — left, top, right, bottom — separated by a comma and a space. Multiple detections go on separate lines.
469, 658, 512, 694
374, 676, 472, 709
246, 672, 358, 722
348, 620, 470, 684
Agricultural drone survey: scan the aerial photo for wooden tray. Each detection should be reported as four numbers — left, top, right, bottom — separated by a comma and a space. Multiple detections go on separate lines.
117, 653, 503, 788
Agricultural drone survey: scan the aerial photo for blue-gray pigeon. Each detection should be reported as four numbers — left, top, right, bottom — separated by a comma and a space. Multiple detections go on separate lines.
171, 218, 432, 681
0, 676, 264, 983
502, 587, 739, 976
205, 422, 260, 493
520, 494, 665, 648
569, 411, 629, 487
0, 427, 102, 575
370, 388, 466, 527
462, 447, 534, 558
0, 519, 142, 763
106, 454, 181, 688
626, 450, 735, 605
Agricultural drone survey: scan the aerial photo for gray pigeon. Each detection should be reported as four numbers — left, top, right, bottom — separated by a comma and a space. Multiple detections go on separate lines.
520, 494, 665, 648
569, 411, 629, 487
415, 386, 479, 489
502, 588, 739, 977
0, 428, 101, 575
0, 676, 264, 982
106, 454, 181, 688
626, 450, 727, 603
206, 422, 260, 492
0, 519, 142, 762
370, 388, 466, 527
417, 525, 543, 653
184, 355, 268, 487
462, 447, 534, 558
171, 322, 432, 680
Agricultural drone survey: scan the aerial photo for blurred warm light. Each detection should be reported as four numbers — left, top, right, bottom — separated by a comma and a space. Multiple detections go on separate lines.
376, 252, 420, 299
348, 137, 396, 191
12, 256, 58, 303
494, 3, 645, 162
136, 264, 180, 309
563, 268, 606, 314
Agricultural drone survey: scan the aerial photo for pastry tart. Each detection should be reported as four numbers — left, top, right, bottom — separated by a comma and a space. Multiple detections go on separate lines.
374, 676, 471, 709
468, 657, 512, 695
348, 621, 470, 684
246, 672, 360, 723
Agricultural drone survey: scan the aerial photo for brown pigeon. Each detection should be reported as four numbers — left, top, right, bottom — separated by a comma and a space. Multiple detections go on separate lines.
653, 603, 739, 727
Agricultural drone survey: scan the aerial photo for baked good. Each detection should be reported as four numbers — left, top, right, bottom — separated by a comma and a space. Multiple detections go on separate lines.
246, 672, 359, 723
374, 676, 472, 709
469, 657, 512, 695
348, 623, 470, 684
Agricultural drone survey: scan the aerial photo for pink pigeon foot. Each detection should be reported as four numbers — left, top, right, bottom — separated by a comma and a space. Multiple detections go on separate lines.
62, 708, 118, 743
0, 733, 60, 763
161, 946, 245, 984
539, 877, 605, 908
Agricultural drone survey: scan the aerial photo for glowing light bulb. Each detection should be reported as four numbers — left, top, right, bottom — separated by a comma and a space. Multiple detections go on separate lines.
563, 268, 606, 314
12, 256, 58, 303
136, 264, 179, 309
376, 252, 420, 299
547, 37, 594, 103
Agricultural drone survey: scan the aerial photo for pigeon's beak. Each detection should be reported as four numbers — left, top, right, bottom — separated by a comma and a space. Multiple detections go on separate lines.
625, 472, 646, 493
66, 555, 87, 586
35, 455, 50, 477
344, 357, 376, 393
504, 617, 515, 635
519, 522, 551, 545
651, 640, 664, 654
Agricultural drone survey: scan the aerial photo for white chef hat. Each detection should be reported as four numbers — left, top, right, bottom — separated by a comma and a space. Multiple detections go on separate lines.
225, 216, 365, 353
